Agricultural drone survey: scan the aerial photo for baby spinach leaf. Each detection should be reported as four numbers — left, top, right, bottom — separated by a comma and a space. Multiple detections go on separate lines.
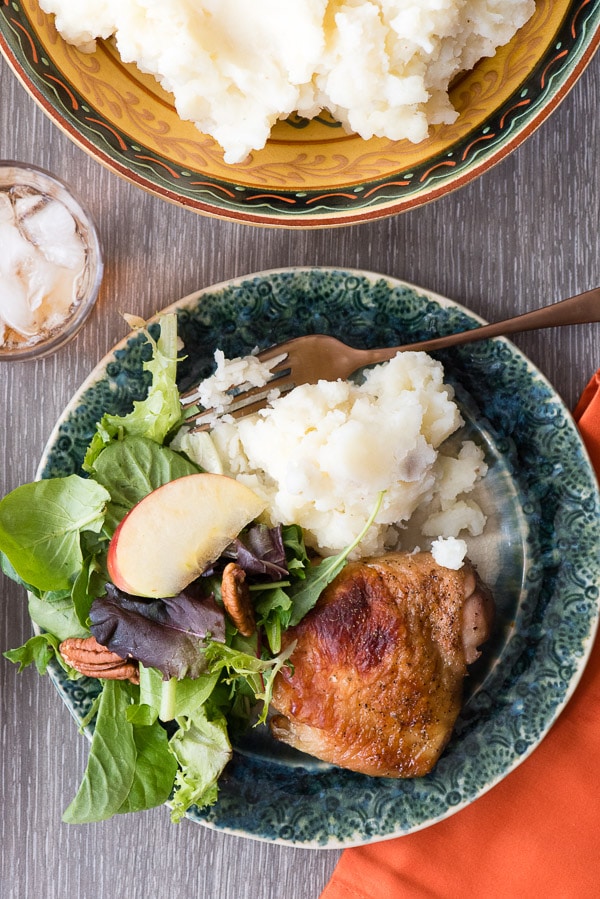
0, 476, 110, 592
62, 680, 177, 823
90, 435, 200, 534
115, 721, 179, 817
27, 591, 88, 642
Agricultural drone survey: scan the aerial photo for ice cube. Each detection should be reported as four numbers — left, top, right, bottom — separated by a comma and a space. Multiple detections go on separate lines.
18, 198, 86, 271
24, 251, 63, 312
0, 270, 37, 337
0, 221, 32, 276
35, 267, 78, 332
0, 192, 15, 226
13, 191, 46, 220
0, 190, 87, 347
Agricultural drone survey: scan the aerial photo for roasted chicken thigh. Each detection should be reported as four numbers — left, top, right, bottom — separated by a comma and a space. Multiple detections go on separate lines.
270, 552, 494, 777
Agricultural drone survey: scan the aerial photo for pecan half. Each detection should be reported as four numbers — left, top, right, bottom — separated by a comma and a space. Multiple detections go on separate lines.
221, 562, 255, 636
60, 636, 140, 684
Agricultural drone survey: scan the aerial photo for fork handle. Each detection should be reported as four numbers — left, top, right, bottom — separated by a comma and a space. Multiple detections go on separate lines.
366, 285, 600, 360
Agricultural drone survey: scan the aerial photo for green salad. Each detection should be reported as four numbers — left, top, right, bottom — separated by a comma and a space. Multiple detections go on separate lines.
0, 314, 378, 824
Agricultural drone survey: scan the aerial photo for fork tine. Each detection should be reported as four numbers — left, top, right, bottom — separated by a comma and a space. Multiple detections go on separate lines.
260, 357, 291, 376
180, 384, 205, 405
189, 379, 297, 431
179, 347, 289, 409
181, 393, 202, 411
256, 345, 290, 365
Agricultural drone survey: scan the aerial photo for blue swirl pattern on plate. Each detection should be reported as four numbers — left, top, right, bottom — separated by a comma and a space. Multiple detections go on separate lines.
38, 268, 600, 846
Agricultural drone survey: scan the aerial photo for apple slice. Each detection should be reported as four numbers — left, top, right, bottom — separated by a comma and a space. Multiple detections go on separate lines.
107, 473, 266, 598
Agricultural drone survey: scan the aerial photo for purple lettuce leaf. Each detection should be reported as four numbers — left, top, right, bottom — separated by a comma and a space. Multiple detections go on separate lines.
203, 523, 288, 580
89, 581, 226, 680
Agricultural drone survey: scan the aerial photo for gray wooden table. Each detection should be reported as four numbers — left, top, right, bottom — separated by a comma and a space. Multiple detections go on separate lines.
1, 46, 599, 899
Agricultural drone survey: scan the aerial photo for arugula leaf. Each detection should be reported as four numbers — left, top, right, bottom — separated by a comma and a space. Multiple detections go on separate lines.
89, 582, 226, 680
3, 633, 71, 676
288, 491, 384, 626
0, 476, 110, 592
89, 435, 200, 535
168, 707, 232, 821
62, 680, 177, 824
83, 313, 183, 471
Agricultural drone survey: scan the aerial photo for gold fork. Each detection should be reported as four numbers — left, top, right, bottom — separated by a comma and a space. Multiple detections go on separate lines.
182, 285, 600, 429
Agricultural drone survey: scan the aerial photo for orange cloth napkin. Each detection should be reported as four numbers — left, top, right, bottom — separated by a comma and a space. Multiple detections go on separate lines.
322, 371, 600, 899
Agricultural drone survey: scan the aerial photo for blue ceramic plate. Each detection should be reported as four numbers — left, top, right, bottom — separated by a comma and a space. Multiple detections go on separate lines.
38, 268, 600, 846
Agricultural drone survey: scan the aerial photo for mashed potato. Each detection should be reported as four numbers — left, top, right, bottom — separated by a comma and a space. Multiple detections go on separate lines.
176, 351, 488, 560
40, 0, 535, 163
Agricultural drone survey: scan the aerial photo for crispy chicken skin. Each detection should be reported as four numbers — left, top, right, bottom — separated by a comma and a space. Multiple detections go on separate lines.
270, 552, 494, 777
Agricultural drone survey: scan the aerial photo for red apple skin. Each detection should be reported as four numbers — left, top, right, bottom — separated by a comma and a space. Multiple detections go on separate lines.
107, 511, 138, 594
106, 473, 266, 597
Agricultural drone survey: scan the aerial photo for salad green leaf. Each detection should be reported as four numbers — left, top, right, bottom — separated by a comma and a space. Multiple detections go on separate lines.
4, 633, 75, 677
1, 551, 40, 594
1, 312, 382, 826
90, 434, 200, 535
279, 524, 311, 576
89, 582, 226, 680
83, 313, 183, 470
168, 706, 232, 822
62, 680, 177, 824
229, 524, 288, 579
0, 476, 110, 592
71, 552, 107, 629
287, 491, 384, 625
204, 639, 296, 726
254, 585, 293, 654
27, 590, 88, 642
133, 665, 221, 724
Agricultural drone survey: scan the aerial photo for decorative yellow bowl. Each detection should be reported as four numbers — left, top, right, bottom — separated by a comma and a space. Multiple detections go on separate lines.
1, 1, 598, 227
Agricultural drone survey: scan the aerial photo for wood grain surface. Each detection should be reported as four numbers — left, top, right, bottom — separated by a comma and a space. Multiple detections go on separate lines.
1, 46, 599, 899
